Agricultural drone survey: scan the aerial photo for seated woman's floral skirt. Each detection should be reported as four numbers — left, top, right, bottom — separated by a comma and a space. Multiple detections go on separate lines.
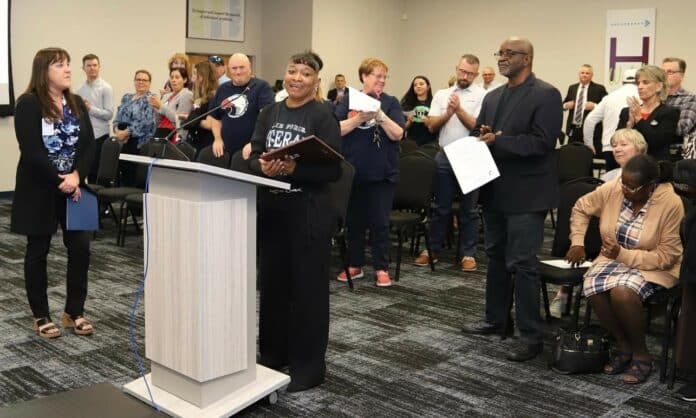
583, 260, 661, 301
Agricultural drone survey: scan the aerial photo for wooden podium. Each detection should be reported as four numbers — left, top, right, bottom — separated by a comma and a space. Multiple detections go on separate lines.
120, 155, 291, 417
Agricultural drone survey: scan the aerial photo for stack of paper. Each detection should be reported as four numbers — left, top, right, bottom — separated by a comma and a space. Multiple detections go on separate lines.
347, 87, 381, 112
443, 136, 500, 194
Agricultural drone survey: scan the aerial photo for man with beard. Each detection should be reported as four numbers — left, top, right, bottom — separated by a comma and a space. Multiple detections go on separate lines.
413, 54, 486, 272
461, 38, 562, 362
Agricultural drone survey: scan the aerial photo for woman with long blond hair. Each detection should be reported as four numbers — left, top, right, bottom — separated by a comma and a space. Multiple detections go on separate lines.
184, 60, 218, 152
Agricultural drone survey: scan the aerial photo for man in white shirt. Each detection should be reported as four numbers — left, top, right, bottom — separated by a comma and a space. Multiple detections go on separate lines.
413, 54, 485, 271
477, 66, 501, 91
583, 68, 638, 170
76, 53, 113, 183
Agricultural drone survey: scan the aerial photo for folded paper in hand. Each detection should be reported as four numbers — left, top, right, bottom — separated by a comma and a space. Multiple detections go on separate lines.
541, 259, 593, 269
261, 135, 343, 164
443, 136, 500, 195
66, 187, 99, 231
347, 87, 381, 112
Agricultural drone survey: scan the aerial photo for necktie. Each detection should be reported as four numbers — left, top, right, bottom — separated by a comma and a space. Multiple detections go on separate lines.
573, 85, 586, 126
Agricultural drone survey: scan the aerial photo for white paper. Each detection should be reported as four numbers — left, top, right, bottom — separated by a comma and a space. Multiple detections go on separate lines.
347, 87, 381, 112
443, 136, 500, 195
540, 259, 593, 269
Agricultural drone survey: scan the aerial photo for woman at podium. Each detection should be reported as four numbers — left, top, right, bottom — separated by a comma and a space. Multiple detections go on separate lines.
11, 48, 96, 339
248, 51, 341, 392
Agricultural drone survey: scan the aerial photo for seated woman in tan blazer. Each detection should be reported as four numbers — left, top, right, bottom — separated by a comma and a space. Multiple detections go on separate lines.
566, 154, 683, 384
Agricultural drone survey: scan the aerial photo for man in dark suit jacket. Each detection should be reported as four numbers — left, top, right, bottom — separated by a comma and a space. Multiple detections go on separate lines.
326, 74, 347, 104
461, 37, 563, 362
562, 64, 607, 144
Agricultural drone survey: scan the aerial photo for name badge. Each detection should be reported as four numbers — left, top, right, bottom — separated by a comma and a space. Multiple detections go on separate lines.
42, 119, 54, 136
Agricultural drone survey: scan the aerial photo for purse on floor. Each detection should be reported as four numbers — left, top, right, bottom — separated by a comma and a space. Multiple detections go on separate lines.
549, 325, 610, 374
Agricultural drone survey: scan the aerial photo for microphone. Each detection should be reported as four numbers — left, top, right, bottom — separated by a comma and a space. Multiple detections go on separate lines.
163, 86, 252, 143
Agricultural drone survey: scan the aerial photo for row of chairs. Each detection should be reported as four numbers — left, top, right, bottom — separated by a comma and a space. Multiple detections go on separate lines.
90, 139, 237, 246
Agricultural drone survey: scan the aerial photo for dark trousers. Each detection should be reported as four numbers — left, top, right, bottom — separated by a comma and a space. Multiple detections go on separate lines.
430, 152, 479, 257
676, 282, 696, 371
483, 210, 545, 344
258, 191, 330, 386
566, 125, 583, 143
88, 134, 109, 184
346, 181, 395, 271
119, 137, 140, 188
24, 195, 91, 319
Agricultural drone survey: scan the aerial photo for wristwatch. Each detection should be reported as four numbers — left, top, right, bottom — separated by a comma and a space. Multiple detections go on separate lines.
375, 111, 386, 124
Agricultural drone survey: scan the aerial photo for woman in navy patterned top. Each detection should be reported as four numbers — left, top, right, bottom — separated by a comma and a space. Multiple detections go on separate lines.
113, 69, 156, 186
11, 48, 96, 339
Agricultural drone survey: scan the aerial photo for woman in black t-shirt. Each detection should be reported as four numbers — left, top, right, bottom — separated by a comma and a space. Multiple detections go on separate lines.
400, 75, 436, 146
248, 51, 341, 393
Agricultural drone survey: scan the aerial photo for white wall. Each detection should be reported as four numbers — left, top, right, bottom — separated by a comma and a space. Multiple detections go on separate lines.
398, 0, 696, 97
261, 0, 313, 87
0, 0, 185, 192
313, 0, 405, 99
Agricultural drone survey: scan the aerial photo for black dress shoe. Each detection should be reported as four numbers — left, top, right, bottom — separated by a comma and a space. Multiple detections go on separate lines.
286, 375, 325, 393
506, 342, 543, 362
461, 320, 514, 337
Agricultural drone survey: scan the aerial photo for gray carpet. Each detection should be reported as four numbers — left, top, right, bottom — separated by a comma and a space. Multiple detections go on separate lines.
0, 199, 694, 417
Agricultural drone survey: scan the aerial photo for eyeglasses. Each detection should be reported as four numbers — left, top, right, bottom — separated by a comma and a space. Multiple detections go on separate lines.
494, 50, 528, 58
134, 78, 151, 82
369, 73, 388, 81
456, 68, 479, 78
620, 179, 651, 194
664, 70, 683, 75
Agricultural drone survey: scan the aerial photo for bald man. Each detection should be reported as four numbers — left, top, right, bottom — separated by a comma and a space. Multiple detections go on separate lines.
207, 53, 274, 158
462, 37, 562, 362
477, 66, 501, 91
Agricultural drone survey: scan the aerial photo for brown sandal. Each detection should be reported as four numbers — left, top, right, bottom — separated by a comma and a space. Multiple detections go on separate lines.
61, 313, 94, 336
34, 317, 61, 339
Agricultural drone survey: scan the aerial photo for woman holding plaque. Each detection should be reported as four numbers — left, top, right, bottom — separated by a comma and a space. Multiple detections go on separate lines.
248, 51, 341, 392
11, 47, 96, 339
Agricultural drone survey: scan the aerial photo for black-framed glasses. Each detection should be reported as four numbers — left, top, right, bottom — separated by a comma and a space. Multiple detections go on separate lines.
494, 50, 528, 58
664, 70, 684, 75
456, 68, 479, 78
620, 179, 651, 194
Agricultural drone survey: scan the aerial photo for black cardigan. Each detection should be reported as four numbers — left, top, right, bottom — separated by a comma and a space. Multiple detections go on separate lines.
618, 103, 679, 161
11, 93, 95, 235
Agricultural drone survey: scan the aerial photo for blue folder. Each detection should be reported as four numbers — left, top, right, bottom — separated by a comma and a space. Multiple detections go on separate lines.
66, 187, 99, 231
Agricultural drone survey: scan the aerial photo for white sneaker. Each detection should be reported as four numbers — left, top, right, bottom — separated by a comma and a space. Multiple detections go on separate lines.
549, 296, 568, 318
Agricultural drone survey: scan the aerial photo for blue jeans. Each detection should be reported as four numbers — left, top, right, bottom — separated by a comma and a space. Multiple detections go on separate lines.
429, 151, 479, 257
483, 210, 545, 344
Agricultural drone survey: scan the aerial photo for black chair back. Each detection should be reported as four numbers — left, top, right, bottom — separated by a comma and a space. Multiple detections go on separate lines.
393, 151, 437, 210
197, 145, 232, 169
557, 142, 594, 184
176, 140, 197, 161
326, 160, 355, 227
417, 142, 440, 159
95, 137, 121, 187
230, 150, 253, 173
551, 176, 604, 259
140, 138, 190, 161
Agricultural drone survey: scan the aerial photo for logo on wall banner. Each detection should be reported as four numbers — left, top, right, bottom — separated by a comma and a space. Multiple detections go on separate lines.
605, 8, 655, 92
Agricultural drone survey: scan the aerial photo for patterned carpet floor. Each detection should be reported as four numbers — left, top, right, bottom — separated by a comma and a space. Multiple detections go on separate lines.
0, 199, 694, 417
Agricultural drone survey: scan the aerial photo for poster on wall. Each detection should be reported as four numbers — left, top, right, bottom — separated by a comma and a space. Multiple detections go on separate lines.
187, 0, 245, 42
605, 8, 655, 91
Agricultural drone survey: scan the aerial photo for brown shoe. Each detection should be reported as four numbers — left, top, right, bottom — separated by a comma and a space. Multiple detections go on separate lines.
413, 250, 438, 266
461, 256, 477, 271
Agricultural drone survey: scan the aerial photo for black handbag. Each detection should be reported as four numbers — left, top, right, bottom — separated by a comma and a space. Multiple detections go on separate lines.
549, 325, 610, 374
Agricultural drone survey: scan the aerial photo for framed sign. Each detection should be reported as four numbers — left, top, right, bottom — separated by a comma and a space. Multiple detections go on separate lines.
187, 0, 245, 42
